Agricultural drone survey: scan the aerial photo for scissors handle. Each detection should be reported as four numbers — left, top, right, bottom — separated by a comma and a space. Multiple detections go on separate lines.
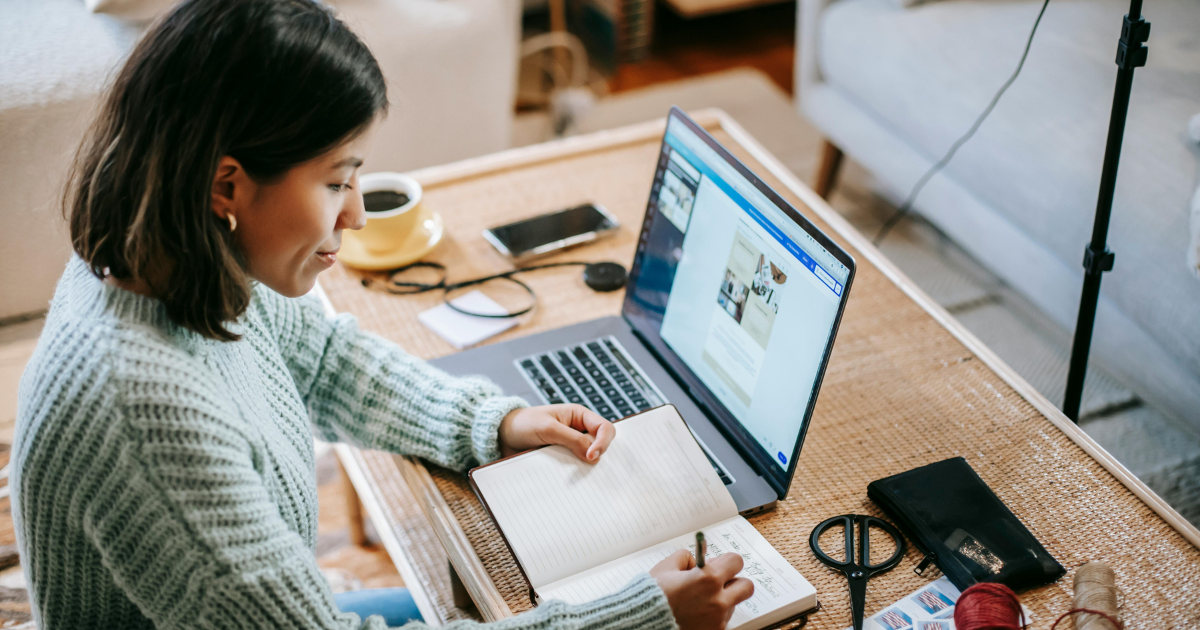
809, 514, 907, 630
808, 514, 855, 569
809, 514, 905, 572
859, 515, 905, 572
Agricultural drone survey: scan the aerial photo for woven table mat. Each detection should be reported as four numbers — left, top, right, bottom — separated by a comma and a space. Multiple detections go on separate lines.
321, 124, 1200, 629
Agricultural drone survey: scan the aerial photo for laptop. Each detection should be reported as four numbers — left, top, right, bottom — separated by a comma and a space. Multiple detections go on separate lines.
431, 108, 856, 515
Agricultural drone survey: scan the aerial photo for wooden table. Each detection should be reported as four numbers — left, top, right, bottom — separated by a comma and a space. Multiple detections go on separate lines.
319, 110, 1200, 628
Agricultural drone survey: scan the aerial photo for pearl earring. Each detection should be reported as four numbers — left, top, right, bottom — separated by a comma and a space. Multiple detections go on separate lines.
227, 214, 237, 232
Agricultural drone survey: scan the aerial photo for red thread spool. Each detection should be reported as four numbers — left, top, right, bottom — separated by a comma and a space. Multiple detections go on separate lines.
954, 583, 1026, 630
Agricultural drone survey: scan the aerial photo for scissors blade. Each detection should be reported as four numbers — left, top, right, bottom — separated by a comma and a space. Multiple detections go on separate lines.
848, 567, 868, 630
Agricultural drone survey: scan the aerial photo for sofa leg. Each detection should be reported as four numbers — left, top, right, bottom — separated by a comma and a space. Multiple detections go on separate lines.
814, 140, 844, 199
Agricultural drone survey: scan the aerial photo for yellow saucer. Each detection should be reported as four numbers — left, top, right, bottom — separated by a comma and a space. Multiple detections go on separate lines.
339, 206, 444, 271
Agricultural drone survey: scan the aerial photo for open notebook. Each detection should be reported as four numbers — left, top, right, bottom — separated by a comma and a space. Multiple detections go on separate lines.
469, 405, 818, 630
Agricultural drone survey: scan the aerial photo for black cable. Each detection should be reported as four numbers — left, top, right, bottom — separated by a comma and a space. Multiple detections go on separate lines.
363, 261, 594, 318
872, 0, 1052, 246
441, 262, 591, 318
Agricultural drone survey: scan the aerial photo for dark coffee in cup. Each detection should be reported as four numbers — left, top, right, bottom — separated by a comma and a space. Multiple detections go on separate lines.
364, 190, 410, 213
356, 172, 423, 254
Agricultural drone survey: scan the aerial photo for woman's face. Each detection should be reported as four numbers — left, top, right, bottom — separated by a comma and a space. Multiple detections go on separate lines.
223, 124, 376, 297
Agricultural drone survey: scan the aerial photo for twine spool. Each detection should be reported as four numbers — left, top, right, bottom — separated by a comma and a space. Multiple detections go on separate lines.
1048, 562, 1123, 630
954, 582, 1026, 630
1071, 562, 1121, 630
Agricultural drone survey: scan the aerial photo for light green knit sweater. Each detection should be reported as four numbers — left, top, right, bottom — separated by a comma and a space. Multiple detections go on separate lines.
13, 257, 677, 630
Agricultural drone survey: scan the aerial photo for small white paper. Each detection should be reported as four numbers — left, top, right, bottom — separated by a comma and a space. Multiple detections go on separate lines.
417, 290, 518, 349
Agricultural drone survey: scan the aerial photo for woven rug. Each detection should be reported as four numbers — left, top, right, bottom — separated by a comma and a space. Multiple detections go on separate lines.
0, 445, 29, 629
0, 334, 35, 628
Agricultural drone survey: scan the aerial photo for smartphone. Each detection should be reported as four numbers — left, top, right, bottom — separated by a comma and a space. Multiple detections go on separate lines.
483, 203, 619, 261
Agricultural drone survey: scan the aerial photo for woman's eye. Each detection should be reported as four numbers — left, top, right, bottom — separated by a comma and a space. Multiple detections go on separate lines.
329, 183, 352, 192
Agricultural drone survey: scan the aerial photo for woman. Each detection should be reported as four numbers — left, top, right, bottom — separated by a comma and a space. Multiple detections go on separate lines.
12, 1, 753, 629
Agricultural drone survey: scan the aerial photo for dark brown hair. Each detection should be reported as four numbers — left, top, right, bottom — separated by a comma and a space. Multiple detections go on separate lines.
67, 0, 387, 340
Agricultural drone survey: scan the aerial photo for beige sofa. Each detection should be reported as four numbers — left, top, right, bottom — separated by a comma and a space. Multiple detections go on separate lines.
796, 0, 1200, 422
0, 0, 520, 320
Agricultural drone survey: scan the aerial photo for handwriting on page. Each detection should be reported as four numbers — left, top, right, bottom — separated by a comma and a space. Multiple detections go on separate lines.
539, 517, 810, 628
473, 410, 736, 586
702, 528, 783, 614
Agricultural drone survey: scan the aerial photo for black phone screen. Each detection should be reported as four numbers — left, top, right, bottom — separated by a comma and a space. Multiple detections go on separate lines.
487, 204, 617, 258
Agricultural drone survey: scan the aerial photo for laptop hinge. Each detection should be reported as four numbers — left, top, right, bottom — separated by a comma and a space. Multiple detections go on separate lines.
739, 501, 777, 518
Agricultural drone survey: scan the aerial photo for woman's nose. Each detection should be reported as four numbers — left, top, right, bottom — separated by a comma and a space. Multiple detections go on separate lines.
341, 187, 367, 231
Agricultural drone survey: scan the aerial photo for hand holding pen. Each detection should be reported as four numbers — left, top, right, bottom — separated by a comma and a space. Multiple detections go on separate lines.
647, 530, 754, 630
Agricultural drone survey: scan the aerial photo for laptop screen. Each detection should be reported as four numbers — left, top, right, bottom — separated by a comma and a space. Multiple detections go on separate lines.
623, 109, 854, 495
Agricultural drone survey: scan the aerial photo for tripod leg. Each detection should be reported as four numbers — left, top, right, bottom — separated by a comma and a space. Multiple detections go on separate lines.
1063, 0, 1148, 421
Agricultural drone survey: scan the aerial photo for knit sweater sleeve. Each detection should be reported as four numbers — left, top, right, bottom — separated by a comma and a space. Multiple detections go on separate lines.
256, 286, 527, 470
83, 359, 382, 630
411, 575, 678, 630
88, 370, 675, 630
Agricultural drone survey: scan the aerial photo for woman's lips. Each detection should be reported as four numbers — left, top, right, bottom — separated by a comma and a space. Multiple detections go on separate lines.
316, 249, 339, 266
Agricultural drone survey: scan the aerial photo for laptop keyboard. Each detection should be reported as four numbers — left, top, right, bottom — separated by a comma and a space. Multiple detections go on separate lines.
515, 336, 734, 485
516, 336, 663, 421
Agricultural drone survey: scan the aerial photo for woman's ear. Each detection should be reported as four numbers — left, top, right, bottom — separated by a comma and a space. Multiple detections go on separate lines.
211, 156, 250, 223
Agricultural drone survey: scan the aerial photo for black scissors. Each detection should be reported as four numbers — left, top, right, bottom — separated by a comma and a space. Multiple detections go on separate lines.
809, 514, 906, 630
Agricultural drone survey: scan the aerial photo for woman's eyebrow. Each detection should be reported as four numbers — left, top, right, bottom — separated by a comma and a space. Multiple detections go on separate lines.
333, 157, 363, 168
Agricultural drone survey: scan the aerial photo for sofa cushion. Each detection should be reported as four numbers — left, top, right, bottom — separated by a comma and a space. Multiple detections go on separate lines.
0, 0, 141, 317
818, 0, 1200, 379
0, 0, 139, 111
86, 0, 179, 22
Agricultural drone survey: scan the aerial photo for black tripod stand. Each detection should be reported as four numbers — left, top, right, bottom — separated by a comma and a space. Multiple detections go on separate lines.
1062, 0, 1150, 421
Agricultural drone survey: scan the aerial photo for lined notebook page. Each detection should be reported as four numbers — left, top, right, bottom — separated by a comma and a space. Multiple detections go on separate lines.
539, 516, 817, 630
471, 406, 737, 587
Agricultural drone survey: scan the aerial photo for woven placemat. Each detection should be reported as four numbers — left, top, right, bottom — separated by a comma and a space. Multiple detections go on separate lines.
321, 124, 1200, 629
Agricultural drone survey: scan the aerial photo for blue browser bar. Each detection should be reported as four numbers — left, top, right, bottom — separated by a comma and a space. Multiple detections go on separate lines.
664, 132, 842, 296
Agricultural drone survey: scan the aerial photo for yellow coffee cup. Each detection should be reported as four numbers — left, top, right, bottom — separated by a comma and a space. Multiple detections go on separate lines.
355, 172, 423, 254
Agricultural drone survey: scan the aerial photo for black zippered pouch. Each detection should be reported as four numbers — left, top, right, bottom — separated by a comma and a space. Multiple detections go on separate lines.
867, 457, 1065, 591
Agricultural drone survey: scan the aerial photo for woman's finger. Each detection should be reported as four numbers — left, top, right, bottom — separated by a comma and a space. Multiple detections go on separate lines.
660, 548, 695, 572
540, 417, 596, 462
575, 409, 615, 460
705, 552, 745, 583
557, 404, 601, 434
721, 576, 755, 606
550, 404, 615, 461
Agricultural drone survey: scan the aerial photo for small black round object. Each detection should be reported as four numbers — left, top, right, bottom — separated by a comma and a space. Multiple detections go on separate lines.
583, 262, 627, 292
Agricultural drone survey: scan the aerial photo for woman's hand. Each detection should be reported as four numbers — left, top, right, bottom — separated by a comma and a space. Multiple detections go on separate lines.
649, 549, 754, 630
498, 404, 616, 462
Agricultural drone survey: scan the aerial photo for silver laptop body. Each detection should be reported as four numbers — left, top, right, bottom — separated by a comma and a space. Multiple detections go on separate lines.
431, 108, 856, 515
